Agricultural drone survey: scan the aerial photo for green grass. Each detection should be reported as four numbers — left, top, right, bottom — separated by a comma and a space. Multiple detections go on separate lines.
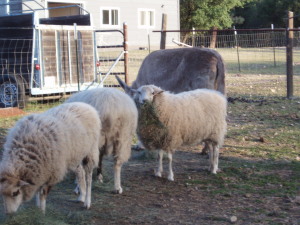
185, 160, 299, 197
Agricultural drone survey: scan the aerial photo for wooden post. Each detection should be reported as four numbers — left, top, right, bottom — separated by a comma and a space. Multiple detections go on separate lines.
123, 22, 129, 84
286, 11, 293, 99
210, 26, 217, 48
160, 13, 167, 49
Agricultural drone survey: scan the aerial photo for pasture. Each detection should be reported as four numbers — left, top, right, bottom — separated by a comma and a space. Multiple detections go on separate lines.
0, 71, 299, 224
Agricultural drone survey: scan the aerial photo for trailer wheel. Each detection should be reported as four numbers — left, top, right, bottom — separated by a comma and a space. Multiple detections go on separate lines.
0, 75, 26, 109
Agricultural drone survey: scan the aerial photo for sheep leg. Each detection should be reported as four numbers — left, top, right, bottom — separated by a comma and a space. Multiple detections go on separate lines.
84, 170, 93, 209
75, 164, 86, 202
167, 152, 174, 181
155, 150, 164, 177
207, 142, 214, 172
212, 144, 220, 174
97, 148, 105, 183
114, 160, 123, 194
36, 185, 51, 214
208, 143, 220, 174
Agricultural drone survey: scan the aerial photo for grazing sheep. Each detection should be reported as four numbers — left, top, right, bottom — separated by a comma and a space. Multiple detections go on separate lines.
118, 48, 225, 153
0, 102, 102, 214
119, 84, 227, 181
65, 88, 138, 194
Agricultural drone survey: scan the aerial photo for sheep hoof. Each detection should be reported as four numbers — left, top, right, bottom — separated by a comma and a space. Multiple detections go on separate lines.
114, 187, 123, 194
167, 175, 174, 181
84, 203, 91, 209
155, 171, 162, 177
210, 167, 221, 174
98, 174, 104, 183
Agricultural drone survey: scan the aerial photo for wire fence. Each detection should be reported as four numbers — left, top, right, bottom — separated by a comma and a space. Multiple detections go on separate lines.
0, 28, 300, 117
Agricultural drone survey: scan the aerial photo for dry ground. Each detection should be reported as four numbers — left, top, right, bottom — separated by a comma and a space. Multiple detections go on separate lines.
0, 74, 299, 225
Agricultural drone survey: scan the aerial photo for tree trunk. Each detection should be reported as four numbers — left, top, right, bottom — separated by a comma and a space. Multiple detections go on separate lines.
209, 27, 217, 48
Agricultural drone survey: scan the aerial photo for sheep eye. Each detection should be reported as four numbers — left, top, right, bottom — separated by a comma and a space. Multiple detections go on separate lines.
12, 190, 20, 197
152, 91, 155, 95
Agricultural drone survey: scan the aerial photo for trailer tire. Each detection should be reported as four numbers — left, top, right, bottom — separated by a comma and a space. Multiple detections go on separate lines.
0, 75, 26, 109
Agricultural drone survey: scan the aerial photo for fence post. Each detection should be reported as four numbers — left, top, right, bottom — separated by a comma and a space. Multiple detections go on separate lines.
74, 23, 80, 92
271, 24, 276, 67
192, 27, 195, 47
123, 22, 129, 84
160, 13, 167, 49
286, 11, 294, 99
233, 26, 241, 72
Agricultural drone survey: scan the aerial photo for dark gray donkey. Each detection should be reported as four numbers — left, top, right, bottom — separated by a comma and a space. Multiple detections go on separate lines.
116, 47, 226, 154
118, 47, 225, 96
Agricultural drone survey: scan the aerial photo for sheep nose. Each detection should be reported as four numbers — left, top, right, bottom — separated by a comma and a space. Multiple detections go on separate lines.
139, 99, 145, 104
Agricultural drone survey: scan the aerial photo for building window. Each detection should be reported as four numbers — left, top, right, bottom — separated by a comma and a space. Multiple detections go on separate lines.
138, 9, 155, 28
101, 8, 120, 27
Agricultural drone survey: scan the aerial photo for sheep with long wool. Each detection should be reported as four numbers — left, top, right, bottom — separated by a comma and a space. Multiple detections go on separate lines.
0, 102, 102, 214
119, 83, 227, 181
65, 87, 138, 194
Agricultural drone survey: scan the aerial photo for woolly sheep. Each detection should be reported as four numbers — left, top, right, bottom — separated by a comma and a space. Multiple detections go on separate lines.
0, 102, 102, 214
117, 48, 225, 154
65, 88, 138, 194
120, 84, 227, 181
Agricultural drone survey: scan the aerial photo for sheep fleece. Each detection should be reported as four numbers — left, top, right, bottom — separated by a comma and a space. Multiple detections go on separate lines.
66, 88, 138, 163
138, 89, 227, 151
0, 102, 101, 202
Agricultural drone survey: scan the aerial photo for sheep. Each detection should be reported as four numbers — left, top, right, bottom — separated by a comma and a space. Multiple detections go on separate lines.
65, 87, 138, 194
0, 102, 102, 214
119, 84, 227, 181
118, 48, 225, 154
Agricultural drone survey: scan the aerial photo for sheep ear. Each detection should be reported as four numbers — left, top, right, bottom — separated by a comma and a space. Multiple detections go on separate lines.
18, 180, 30, 187
115, 75, 136, 97
154, 90, 164, 96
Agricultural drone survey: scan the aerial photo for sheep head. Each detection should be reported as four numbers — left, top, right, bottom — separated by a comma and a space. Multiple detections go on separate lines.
115, 75, 164, 102
0, 173, 30, 214
133, 85, 164, 105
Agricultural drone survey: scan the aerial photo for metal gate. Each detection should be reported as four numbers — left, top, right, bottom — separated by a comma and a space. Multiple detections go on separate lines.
95, 23, 128, 87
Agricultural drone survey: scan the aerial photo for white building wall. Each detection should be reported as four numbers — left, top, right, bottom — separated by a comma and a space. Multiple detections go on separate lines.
2, 0, 180, 49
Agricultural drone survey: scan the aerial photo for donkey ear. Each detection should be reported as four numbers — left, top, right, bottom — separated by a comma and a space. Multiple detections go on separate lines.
115, 75, 136, 97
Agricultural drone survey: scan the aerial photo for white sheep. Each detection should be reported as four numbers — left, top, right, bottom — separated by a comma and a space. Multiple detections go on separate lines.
65, 88, 138, 194
125, 85, 227, 181
0, 102, 102, 214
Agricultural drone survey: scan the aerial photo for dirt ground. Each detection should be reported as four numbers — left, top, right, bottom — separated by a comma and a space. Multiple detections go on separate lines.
0, 92, 299, 225
0, 107, 26, 118
67, 148, 297, 225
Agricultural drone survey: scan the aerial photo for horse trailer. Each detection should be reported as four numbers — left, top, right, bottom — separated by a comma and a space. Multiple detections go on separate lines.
0, 3, 99, 108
